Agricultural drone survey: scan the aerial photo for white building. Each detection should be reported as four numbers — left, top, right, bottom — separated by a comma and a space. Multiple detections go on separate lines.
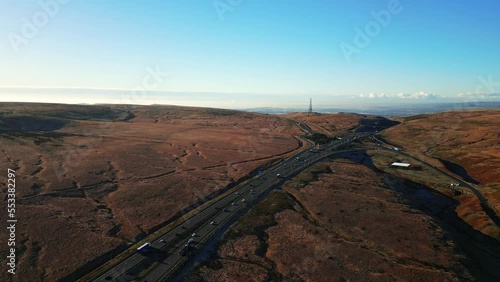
390, 162, 411, 168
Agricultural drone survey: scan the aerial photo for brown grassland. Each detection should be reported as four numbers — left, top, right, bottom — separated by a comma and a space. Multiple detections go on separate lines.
0, 103, 302, 281
283, 112, 364, 136
1, 104, 499, 281
186, 110, 500, 282
186, 159, 492, 281
380, 110, 500, 239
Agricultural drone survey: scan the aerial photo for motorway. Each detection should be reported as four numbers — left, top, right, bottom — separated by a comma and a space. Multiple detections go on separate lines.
93, 132, 369, 282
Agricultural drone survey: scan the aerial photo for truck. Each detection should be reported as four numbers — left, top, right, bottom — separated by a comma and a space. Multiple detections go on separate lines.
136, 242, 151, 253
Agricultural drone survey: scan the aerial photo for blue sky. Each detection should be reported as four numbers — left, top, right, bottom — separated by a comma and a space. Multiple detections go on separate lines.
1, 0, 499, 108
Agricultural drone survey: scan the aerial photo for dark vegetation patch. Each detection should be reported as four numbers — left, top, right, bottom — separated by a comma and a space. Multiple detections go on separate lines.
286, 163, 332, 189
438, 158, 481, 184
0, 130, 75, 145
355, 116, 400, 133
45, 106, 134, 121
0, 103, 134, 128
0, 116, 66, 131
227, 190, 296, 240
305, 132, 334, 145
204, 108, 240, 117
401, 114, 426, 122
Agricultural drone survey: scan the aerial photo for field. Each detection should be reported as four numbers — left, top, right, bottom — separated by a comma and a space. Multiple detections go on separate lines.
0, 103, 303, 281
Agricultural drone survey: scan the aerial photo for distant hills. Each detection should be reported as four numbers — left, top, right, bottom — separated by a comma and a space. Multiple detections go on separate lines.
245, 101, 500, 116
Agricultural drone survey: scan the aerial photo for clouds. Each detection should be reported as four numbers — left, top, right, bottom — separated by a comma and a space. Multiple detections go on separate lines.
357, 91, 439, 99
359, 92, 389, 99
457, 92, 500, 99
356, 91, 500, 102
397, 91, 440, 99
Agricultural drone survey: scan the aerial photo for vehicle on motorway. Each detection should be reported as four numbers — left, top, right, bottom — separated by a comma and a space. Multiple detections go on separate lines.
241, 199, 246, 202
179, 248, 186, 256
210, 220, 216, 225
235, 192, 239, 195
159, 239, 165, 243
187, 238, 195, 244
136, 242, 151, 253
231, 202, 236, 206
179, 244, 192, 256
192, 233, 197, 237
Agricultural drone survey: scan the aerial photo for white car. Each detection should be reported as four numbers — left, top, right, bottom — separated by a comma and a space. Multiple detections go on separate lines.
192, 233, 196, 237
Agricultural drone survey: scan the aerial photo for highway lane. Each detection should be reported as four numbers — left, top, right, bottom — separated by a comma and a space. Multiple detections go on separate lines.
145, 176, 281, 281
295, 121, 313, 134
142, 132, 369, 281
94, 132, 369, 282
94, 182, 259, 281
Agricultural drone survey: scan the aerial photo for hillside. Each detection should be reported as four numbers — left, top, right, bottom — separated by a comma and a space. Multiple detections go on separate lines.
0, 103, 302, 281
380, 109, 500, 239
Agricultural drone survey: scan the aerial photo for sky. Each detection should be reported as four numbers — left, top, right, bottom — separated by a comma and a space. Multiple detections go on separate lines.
0, 0, 499, 109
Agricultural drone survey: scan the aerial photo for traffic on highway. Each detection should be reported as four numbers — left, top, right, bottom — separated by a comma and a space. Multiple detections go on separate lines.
93, 131, 369, 282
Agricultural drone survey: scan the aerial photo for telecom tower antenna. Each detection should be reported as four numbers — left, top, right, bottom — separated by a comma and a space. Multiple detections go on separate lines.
308, 98, 313, 116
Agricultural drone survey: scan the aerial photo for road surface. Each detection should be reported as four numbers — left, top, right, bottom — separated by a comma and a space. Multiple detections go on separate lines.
93, 132, 369, 282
